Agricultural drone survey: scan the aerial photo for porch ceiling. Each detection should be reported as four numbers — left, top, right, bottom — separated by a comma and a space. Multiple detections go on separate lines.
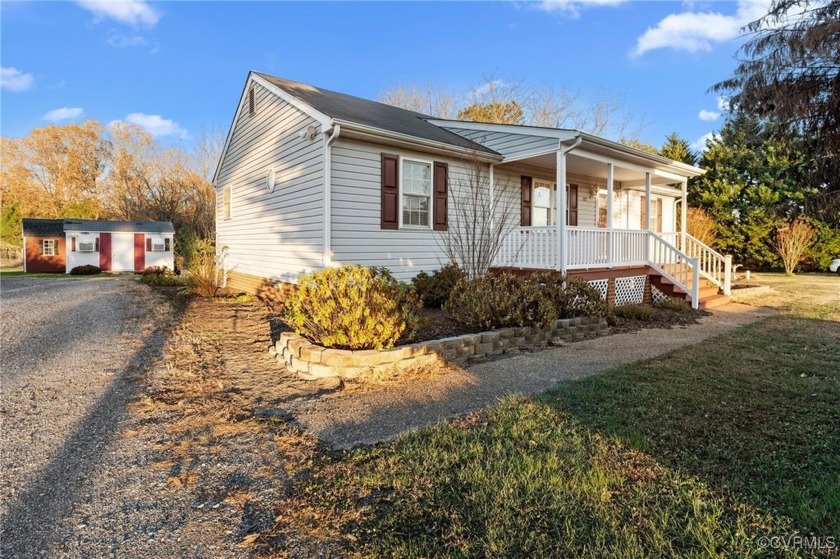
499, 152, 682, 191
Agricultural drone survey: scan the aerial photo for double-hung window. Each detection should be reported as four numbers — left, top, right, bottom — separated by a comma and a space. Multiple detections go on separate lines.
532, 181, 553, 226
402, 159, 432, 228
41, 239, 56, 256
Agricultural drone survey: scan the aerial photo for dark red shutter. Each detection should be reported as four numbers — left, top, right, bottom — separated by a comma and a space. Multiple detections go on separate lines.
146, 238, 152, 252
433, 161, 448, 231
94, 237, 100, 252
164, 238, 171, 252
568, 185, 578, 227
381, 153, 399, 230
520, 176, 532, 226
71, 237, 76, 252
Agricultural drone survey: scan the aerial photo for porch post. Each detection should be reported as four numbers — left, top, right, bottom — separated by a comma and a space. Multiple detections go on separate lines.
606, 162, 614, 268
645, 171, 652, 261
680, 177, 688, 251
489, 164, 495, 231
556, 149, 567, 273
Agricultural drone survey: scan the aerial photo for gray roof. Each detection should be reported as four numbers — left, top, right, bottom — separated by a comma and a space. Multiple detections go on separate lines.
22, 218, 65, 237
256, 72, 499, 155
62, 219, 175, 233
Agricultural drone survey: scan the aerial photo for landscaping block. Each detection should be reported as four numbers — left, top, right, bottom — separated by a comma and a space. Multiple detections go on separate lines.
308, 362, 338, 379
480, 331, 501, 344
289, 356, 309, 374
321, 349, 355, 368
474, 342, 493, 355
287, 338, 309, 358
299, 345, 325, 362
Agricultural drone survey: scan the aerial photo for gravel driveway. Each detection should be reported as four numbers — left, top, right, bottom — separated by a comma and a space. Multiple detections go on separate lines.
0, 276, 172, 558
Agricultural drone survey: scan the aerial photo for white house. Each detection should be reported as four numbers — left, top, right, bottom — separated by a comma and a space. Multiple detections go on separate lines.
22, 218, 175, 274
214, 72, 732, 309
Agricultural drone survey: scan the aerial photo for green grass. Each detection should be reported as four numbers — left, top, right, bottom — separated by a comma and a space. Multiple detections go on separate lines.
0, 267, 73, 279
278, 277, 840, 557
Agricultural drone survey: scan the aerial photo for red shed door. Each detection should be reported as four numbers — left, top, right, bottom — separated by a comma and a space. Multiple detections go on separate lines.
134, 233, 145, 271
99, 233, 112, 271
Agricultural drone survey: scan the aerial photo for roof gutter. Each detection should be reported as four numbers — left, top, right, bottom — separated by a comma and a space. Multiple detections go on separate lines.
323, 121, 341, 268
332, 119, 504, 162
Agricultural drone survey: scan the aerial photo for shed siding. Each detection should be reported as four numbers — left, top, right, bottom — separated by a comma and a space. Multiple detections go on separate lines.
215, 81, 325, 283
24, 236, 65, 273
330, 139, 520, 282
438, 127, 558, 161
65, 233, 101, 270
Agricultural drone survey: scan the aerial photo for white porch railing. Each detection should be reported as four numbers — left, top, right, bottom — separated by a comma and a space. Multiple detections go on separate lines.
494, 226, 726, 309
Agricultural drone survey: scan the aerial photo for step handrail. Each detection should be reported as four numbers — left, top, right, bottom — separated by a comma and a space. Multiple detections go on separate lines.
679, 233, 732, 295
647, 232, 700, 309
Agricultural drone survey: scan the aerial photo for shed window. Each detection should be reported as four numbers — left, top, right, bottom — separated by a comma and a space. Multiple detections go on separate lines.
401, 159, 432, 227
41, 239, 56, 256
223, 186, 232, 220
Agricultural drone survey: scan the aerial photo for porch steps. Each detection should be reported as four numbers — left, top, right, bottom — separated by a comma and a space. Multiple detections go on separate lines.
650, 271, 730, 310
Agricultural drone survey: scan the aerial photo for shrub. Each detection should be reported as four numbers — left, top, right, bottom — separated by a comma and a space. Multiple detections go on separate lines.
654, 297, 691, 313
282, 265, 421, 350
444, 272, 556, 330
613, 303, 655, 322
142, 266, 172, 276
185, 240, 224, 297
445, 271, 608, 330
411, 264, 465, 308
69, 265, 101, 275
138, 273, 186, 287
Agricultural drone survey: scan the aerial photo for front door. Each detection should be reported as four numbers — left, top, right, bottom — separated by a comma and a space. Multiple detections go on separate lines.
111, 233, 135, 272
531, 181, 578, 226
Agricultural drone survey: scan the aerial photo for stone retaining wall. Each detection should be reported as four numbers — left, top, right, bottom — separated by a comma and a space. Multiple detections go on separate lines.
270, 316, 608, 381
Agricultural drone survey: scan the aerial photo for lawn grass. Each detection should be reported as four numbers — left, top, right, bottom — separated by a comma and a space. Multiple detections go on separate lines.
737, 272, 840, 321
274, 279, 840, 557
0, 267, 70, 279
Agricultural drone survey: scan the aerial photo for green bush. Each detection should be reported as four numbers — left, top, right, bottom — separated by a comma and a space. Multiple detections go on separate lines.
444, 271, 607, 330
613, 303, 656, 321
411, 264, 465, 308
654, 297, 692, 313
283, 265, 421, 350
138, 272, 186, 287
69, 265, 101, 275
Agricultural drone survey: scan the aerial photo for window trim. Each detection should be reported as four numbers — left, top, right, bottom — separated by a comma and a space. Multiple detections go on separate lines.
398, 156, 434, 230
41, 239, 56, 256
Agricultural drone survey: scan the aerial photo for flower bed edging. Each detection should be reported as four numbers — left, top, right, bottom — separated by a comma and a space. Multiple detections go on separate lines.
270, 316, 608, 381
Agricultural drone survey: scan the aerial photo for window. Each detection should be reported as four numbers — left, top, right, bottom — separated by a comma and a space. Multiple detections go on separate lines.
151, 241, 165, 252
401, 159, 432, 227
641, 196, 663, 232
532, 181, 553, 226
41, 239, 56, 256
223, 186, 232, 220
78, 241, 95, 252
597, 192, 608, 228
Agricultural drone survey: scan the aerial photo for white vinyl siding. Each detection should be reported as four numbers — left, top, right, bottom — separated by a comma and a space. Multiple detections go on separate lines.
215, 81, 325, 283
144, 233, 174, 269
330, 139, 520, 282
66, 233, 99, 269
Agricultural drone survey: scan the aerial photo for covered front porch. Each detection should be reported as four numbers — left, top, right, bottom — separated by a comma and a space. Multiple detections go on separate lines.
483, 131, 731, 308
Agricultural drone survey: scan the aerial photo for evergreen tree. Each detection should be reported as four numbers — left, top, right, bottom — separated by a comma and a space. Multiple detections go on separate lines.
659, 132, 697, 166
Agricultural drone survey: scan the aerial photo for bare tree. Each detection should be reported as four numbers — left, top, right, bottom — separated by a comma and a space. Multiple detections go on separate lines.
774, 218, 817, 275
685, 207, 718, 246
438, 154, 517, 279
378, 83, 457, 118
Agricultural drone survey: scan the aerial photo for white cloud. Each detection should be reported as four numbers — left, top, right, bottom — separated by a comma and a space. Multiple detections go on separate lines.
632, 0, 770, 57
537, 0, 627, 17
716, 95, 730, 111
1, 66, 35, 92
43, 107, 84, 122
107, 32, 148, 48
471, 79, 509, 97
698, 109, 720, 122
691, 131, 717, 153
76, 0, 160, 27
122, 112, 189, 139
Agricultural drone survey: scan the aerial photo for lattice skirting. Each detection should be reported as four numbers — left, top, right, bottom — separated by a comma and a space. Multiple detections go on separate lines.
614, 275, 646, 306
587, 279, 609, 301
651, 284, 671, 304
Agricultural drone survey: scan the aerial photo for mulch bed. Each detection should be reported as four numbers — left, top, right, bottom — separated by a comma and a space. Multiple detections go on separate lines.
609, 306, 709, 334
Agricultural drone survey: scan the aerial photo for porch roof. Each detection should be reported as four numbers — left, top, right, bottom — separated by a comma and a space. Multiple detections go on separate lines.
425, 119, 705, 179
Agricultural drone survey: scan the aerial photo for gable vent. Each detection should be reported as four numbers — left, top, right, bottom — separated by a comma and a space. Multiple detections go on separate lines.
249, 87, 255, 116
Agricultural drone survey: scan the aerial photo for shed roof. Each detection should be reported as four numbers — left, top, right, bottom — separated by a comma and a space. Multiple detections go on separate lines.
63, 219, 175, 233
22, 218, 65, 237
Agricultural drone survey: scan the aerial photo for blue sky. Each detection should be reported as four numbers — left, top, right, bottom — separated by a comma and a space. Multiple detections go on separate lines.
1, 1, 767, 151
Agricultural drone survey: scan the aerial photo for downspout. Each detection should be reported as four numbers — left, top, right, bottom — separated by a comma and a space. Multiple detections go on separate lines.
323, 122, 341, 268
556, 134, 582, 274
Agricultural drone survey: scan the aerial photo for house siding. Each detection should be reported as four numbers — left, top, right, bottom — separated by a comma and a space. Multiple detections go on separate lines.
215, 80, 325, 284
24, 236, 65, 273
65, 232, 101, 270
330, 139, 520, 282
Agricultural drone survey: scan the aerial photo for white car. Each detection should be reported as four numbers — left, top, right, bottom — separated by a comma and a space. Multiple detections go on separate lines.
830, 258, 840, 274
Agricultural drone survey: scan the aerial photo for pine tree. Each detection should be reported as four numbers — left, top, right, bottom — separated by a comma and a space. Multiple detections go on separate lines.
659, 132, 697, 165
